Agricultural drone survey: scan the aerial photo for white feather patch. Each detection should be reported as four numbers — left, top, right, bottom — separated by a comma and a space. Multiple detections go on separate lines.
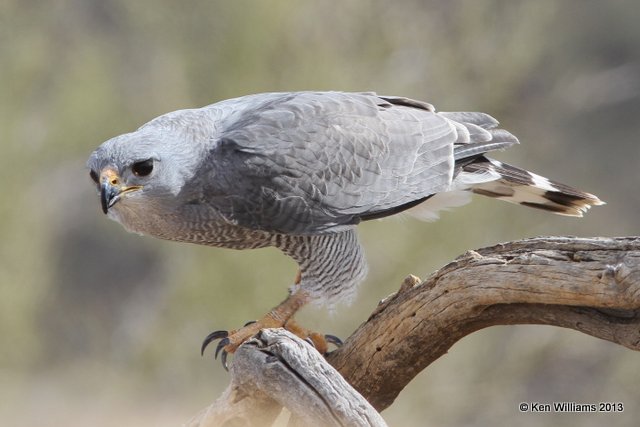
451, 168, 501, 189
402, 169, 500, 222
404, 190, 473, 221
529, 173, 557, 192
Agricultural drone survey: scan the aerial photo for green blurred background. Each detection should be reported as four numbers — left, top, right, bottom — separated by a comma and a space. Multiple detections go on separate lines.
2, 1, 639, 426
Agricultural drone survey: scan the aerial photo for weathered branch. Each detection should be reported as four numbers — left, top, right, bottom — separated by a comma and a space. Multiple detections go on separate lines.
188, 236, 640, 426
186, 329, 387, 427
328, 236, 640, 410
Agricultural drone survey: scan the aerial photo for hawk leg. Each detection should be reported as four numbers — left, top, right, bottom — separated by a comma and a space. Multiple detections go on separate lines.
201, 276, 342, 369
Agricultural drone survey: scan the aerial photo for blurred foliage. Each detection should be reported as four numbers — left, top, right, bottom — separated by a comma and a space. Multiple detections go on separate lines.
1, 0, 639, 426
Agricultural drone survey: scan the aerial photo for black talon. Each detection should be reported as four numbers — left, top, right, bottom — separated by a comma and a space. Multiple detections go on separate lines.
215, 337, 230, 360
220, 350, 229, 371
201, 330, 229, 356
325, 334, 343, 348
244, 320, 257, 327
304, 337, 316, 348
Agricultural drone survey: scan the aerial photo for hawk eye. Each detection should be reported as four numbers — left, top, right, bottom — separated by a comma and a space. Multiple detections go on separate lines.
132, 159, 154, 177
89, 169, 99, 184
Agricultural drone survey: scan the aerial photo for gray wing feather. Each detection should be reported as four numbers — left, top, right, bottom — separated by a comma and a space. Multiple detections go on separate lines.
438, 111, 499, 129
197, 92, 457, 234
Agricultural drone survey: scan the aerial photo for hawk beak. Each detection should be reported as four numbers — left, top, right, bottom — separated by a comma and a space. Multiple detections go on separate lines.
99, 168, 142, 214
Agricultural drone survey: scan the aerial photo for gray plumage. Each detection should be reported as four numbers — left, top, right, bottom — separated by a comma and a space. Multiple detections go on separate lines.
87, 91, 603, 304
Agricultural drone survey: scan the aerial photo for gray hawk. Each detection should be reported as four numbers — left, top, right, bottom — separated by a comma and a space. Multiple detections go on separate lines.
87, 91, 603, 366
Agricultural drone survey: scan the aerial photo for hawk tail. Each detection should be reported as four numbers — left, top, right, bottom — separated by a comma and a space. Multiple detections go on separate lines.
465, 157, 605, 217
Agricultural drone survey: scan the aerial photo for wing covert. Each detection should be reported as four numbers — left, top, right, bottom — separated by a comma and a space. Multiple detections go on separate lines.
197, 92, 457, 234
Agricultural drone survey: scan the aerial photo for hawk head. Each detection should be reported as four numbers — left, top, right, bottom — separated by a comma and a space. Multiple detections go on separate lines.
87, 116, 210, 230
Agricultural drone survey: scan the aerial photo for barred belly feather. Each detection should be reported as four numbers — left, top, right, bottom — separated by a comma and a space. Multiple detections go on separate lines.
274, 229, 368, 305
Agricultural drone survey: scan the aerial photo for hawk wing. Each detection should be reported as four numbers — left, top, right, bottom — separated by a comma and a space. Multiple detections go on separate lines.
197, 92, 477, 234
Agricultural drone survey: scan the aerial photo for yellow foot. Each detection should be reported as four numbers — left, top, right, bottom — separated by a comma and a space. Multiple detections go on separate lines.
201, 314, 283, 366
201, 317, 343, 370
200, 291, 342, 370
283, 318, 343, 355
